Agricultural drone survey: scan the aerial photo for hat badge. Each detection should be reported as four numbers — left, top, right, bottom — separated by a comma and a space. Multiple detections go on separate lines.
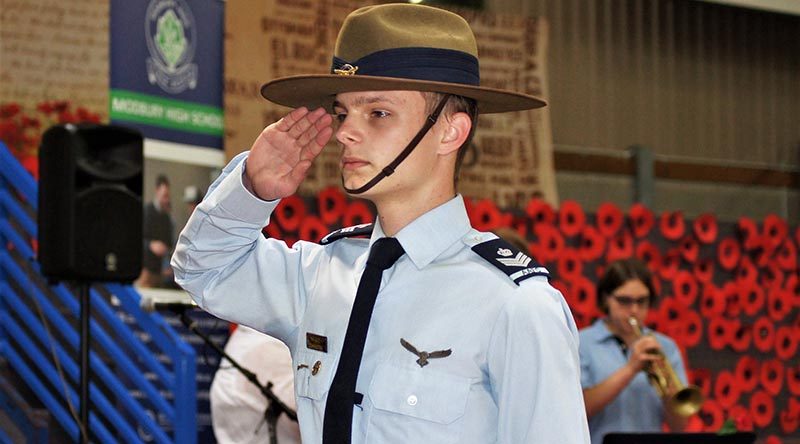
333, 63, 358, 76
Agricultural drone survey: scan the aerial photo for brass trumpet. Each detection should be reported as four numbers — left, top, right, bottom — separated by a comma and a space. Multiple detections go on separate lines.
628, 317, 704, 417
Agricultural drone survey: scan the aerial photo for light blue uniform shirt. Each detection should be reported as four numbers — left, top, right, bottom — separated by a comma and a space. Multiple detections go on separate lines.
172, 153, 590, 444
579, 319, 687, 444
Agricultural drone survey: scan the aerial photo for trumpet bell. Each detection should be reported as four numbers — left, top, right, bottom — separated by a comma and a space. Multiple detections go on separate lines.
666, 385, 704, 417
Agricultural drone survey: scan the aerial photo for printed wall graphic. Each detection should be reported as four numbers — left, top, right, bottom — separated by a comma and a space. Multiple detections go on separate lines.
224, 0, 558, 208
110, 0, 224, 149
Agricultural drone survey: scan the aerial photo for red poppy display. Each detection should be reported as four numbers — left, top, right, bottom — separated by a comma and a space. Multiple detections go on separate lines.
760, 358, 785, 396
700, 284, 726, 318
776, 239, 798, 271
788, 366, 800, 396
673, 270, 699, 307
316, 186, 346, 225
342, 200, 375, 227
568, 275, 598, 318
298, 215, 328, 243
681, 309, 703, 348
763, 214, 788, 249
629, 203, 654, 238
659, 211, 686, 241
768, 287, 792, 322
525, 198, 555, 227
693, 259, 715, 283
557, 248, 583, 280
738, 217, 762, 251
679, 236, 700, 263
786, 274, 800, 308
722, 281, 742, 318
779, 397, 800, 435
749, 390, 775, 428
689, 368, 712, 398
635, 241, 661, 272
533, 224, 565, 264
658, 249, 682, 280
740, 283, 765, 317
753, 316, 776, 353
262, 223, 282, 240
729, 404, 754, 432
699, 399, 725, 432
735, 356, 760, 393
760, 263, 784, 289
273, 195, 307, 232
707, 316, 731, 351
736, 256, 758, 286
693, 213, 719, 244
775, 326, 799, 361
729, 319, 752, 353
717, 237, 741, 271
558, 200, 586, 238
714, 370, 740, 409
470, 199, 503, 231
606, 230, 633, 262
597, 202, 624, 238
765, 436, 783, 444
578, 225, 605, 262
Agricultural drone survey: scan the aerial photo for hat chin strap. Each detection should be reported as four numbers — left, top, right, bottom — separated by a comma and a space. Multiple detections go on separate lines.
342, 94, 451, 195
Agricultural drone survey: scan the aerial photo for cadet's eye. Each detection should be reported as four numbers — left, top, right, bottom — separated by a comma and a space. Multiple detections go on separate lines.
333, 112, 347, 122
371, 110, 390, 119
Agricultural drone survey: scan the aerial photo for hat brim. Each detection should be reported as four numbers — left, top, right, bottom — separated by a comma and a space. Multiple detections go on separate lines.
260, 75, 546, 114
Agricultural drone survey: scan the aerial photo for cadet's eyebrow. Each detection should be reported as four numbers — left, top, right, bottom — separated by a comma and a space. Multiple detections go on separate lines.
333, 95, 401, 110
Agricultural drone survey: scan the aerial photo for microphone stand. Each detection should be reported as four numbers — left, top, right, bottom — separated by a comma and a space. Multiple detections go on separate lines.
176, 310, 297, 444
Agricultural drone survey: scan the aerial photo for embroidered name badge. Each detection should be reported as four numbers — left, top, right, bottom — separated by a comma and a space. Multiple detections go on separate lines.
306, 332, 328, 353
471, 237, 549, 285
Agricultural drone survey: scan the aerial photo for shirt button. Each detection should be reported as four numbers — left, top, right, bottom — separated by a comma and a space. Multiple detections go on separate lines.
407, 395, 418, 406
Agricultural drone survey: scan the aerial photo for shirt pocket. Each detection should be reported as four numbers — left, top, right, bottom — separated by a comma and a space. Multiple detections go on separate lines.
294, 350, 335, 401
366, 362, 470, 443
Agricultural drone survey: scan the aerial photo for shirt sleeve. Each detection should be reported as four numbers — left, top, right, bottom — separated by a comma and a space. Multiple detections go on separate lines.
170, 152, 324, 343
487, 278, 590, 443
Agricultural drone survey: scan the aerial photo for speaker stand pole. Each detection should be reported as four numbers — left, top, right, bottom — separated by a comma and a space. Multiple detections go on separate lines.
78, 282, 91, 444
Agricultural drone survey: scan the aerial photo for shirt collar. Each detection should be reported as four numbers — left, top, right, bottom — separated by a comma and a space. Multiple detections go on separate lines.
591, 317, 651, 343
370, 195, 472, 270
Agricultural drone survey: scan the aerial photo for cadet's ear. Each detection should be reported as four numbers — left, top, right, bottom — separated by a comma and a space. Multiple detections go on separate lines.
438, 112, 471, 155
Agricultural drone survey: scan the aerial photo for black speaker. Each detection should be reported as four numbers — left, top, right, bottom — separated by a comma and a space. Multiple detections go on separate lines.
38, 124, 143, 282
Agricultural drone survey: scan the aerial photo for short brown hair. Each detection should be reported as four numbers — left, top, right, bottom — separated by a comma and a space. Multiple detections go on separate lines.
596, 258, 657, 314
422, 92, 478, 187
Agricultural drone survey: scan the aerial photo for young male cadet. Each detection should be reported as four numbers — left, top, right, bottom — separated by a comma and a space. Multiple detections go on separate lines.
172, 4, 589, 443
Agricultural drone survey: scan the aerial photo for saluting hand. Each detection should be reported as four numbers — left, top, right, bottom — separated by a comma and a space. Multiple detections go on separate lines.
245, 107, 333, 201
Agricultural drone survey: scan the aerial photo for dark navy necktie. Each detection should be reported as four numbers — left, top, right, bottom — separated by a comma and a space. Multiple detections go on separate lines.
322, 237, 405, 443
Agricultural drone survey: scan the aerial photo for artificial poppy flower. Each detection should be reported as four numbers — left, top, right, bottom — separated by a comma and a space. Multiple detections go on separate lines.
558, 200, 586, 238
578, 225, 605, 262
738, 217, 761, 251
658, 297, 685, 339
597, 202, 624, 238
689, 368, 712, 398
729, 405, 754, 432
700, 284, 726, 318
717, 237, 741, 271
274, 195, 307, 232
763, 214, 788, 250
764, 436, 783, 444
768, 287, 792, 322
298, 215, 328, 243
776, 240, 797, 271
532, 224, 564, 264
760, 358, 785, 396
693, 213, 718, 244
707, 316, 731, 351
606, 230, 634, 262
714, 370, 740, 409
699, 399, 725, 432
740, 283, 765, 317
735, 356, 760, 393
753, 316, 776, 353
681, 309, 703, 347
693, 259, 715, 283
635, 241, 662, 272
525, 198, 555, 227
568, 275, 598, 317
262, 223, 282, 240
629, 203, 654, 238
779, 397, 800, 435
788, 365, 800, 396
679, 236, 700, 263
760, 263, 784, 289
342, 200, 375, 227
673, 270, 699, 307
659, 211, 685, 241
775, 326, 798, 361
786, 274, 800, 308
658, 249, 682, 280
470, 199, 503, 231
736, 256, 758, 286
722, 281, 742, 318
750, 390, 775, 428
557, 248, 583, 280
729, 320, 752, 353
317, 186, 346, 225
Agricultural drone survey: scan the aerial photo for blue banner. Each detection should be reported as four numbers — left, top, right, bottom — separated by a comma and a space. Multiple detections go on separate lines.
110, 0, 224, 149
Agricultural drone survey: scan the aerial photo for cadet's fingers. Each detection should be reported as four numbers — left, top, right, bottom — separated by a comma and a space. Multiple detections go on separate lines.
296, 113, 333, 147
286, 107, 328, 139
274, 107, 309, 132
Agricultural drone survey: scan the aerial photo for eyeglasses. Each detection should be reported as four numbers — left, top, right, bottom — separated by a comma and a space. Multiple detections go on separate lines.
610, 294, 650, 308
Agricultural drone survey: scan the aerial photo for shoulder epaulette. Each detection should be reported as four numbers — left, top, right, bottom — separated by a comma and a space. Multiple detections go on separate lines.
470, 236, 549, 285
320, 223, 374, 245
